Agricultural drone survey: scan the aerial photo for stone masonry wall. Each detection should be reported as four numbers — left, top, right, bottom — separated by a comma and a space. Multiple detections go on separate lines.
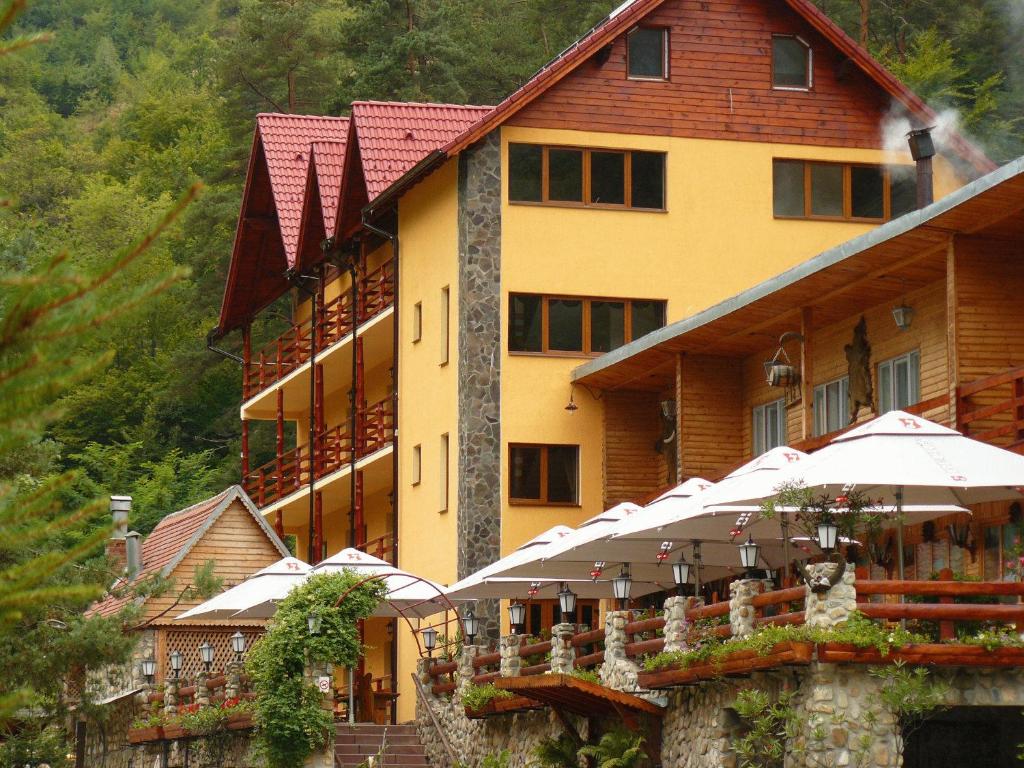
456, 129, 502, 642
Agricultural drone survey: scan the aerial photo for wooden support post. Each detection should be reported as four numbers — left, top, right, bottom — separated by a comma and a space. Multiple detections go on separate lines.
946, 237, 960, 429
938, 568, 955, 641
675, 352, 684, 480
274, 510, 284, 539
355, 337, 366, 456
276, 389, 285, 498
355, 470, 365, 548
242, 324, 252, 399
240, 420, 249, 478
800, 307, 814, 439
314, 490, 324, 564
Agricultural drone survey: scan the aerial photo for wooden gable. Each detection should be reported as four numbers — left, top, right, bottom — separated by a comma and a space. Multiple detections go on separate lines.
508, 0, 896, 149
145, 497, 286, 627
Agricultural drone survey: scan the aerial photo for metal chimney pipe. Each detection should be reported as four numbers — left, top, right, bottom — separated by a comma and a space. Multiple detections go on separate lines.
110, 495, 132, 539
125, 531, 142, 578
907, 127, 936, 209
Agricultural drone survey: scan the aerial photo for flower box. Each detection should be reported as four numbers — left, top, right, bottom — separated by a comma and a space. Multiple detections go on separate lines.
637, 640, 814, 689
225, 711, 254, 731
128, 726, 163, 744
162, 724, 187, 740
464, 695, 543, 719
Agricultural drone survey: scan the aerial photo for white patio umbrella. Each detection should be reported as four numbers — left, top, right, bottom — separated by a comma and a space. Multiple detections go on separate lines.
443, 576, 668, 601
726, 412, 1022, 579
176, 556, 311, 621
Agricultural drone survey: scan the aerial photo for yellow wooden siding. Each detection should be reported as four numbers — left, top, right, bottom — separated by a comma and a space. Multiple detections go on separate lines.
603, 390, 667, 507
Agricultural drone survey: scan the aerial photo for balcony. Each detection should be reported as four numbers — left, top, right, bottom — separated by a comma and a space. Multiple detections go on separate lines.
243, 395, 395, 509
957, 364, 1024, 453
243, 259, 395, 401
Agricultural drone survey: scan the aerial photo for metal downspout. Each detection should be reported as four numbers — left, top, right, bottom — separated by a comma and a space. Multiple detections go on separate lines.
349, 252, 360, 548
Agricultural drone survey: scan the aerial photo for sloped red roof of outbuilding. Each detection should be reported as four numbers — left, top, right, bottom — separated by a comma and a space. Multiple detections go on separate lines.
255, 114, 350, 267
351, 102, 493, 201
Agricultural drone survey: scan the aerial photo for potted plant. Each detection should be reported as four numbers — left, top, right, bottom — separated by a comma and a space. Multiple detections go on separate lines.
128, 713, 166, 744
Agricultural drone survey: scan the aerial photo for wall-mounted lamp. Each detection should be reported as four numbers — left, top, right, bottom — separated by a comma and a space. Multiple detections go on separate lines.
892, 303, 914, 332
763, 332, 804, 388
141, 658, 156, 685
565, 388, 578, 412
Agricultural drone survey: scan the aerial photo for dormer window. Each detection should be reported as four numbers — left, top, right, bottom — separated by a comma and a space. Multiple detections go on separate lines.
772, 35, 812, 90
627, 27, 668, 80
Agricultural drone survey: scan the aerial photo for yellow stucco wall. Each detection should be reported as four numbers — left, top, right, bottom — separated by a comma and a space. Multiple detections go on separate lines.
496, 125, 965, 559
395, 157, 461, 721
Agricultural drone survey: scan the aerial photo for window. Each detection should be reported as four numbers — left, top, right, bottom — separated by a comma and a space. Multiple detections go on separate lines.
508, 144, 665, 210
412, 302, 422, 343
508, 294, 666, 355
411, 444, 422, 485
627, 27, 668, 80
983, 522, 1021, 581
814, 376, 849, 436
439, 434, 449, 512
752, 399, 786, 456
773, 160, 917, 222
878, 350, 920, 413
772, 35, 811, 90
509, 444, 579, 505
440, 286, 450, 366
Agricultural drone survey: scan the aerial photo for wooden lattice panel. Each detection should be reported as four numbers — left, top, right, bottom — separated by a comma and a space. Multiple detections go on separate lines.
163, 628, 263, 680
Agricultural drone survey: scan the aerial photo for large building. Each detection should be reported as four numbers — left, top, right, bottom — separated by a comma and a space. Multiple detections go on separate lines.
213, 0, 994, 721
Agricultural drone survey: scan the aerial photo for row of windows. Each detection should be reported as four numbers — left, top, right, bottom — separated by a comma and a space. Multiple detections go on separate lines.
509, 294, 666, 355
509, 144, 666, 210
754, 350, 921, 453
626, 27, 812, 92
773, 160, 917, 222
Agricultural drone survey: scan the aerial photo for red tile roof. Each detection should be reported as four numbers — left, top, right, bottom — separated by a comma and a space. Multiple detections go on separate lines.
310, 140, 347, 238
256, 114, 350, 268
87, 487, 287, 619
351, 102, 493, 201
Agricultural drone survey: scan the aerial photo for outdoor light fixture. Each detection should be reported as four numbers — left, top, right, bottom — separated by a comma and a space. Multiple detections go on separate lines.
565, 388, 578, 412
557, 583, 577, 623
738, 535, 760, 575
141, 658, 156, 684
817, 518, 839, 553
199, 640, 214, 673
763, 332, 804, 389
169, 649, 183, 678
507, 601, 526, 634
892, 303, 914, 332
230, 631, 246, 661
527, 582, 540, 598
590, 561, 605, 579
612, 565, 632, 610
463, 610, 479, 645
656, 541, 672, 563
421, 626, 438, 657
307, 611, 322, 636
672, 553, 691, 596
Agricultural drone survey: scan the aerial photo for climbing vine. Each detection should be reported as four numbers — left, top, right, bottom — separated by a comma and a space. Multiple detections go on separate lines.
247, 571, 385, 768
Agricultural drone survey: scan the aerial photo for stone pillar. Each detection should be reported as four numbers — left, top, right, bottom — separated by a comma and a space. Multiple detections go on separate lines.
457, 644, 480, 695
804, 562, 857, 629
599, 611, 642, 693
499, 634, 522, 678
195, 670, 210, 708
548, 623, 576, 674
416, 658, 435, 691
225, 661, 242, 700
729, 578, 760, 639
663, 596, 699, 653
163, 676, 179, 716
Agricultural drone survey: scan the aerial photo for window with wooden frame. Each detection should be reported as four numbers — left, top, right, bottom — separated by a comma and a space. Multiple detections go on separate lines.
813, 376, 849, 436
627, 27, 669, 80
773, 160, 917, 222
752, 399, 786, 456
509, 294, 666, 356
508, 144, 666, 210
877, 350, 920, 414
983, 521, 1022, 580
411, 444, 422, 486
439, 434, 449, 511
412, 301, 422, 343
772, 35, 812, 90
509, 444, 579, 505
440, 286, 450, 366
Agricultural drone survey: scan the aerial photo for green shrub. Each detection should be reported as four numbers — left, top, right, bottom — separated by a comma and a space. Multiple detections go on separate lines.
461, 683, 513, 712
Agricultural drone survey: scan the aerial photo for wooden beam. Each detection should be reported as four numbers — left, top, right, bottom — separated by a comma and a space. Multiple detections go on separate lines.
675, 353, 684, 480
800, 307, 813, 440
946, 236, 960, 428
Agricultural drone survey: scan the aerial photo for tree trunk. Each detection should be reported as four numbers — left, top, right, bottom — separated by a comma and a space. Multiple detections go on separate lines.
859, 0, 870, 48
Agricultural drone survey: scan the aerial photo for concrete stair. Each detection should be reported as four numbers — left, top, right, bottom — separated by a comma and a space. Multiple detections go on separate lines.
335, 724, 430, 768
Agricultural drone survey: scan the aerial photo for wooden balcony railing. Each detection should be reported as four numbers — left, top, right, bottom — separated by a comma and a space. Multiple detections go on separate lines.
243, 259, 395, 399
357, 531, 396, 565
957, 365, 1024, 453
243, 397, 395, 508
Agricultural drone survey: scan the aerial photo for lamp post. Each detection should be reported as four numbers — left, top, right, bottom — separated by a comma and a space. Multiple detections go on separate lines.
738, 535, 760, 578
422, 626, 438, 657
169, 649, 183, 679
307, 611, 322, 636
199, 640, 214, 673
230, 631, 246, 662
507, 601, 526, 634
672, 553, 691, 596
557, 583, 577, 624
462, 610, 479, 646
612, 565, 632, 611
141, 658, 156, 686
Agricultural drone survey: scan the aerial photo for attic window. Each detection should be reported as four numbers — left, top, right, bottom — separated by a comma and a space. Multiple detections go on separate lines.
627, 27, 668, 80
772, 35, 812, 90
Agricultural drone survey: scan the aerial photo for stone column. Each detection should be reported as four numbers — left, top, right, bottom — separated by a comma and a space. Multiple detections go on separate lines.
163, 676, 179, 716
729, 578, 760, 639
599, 611, 642, 693
548, 623, 576, 674
416, 657, 434, 688
499, 634, 522, 678
804, 562, 857, 629
663, 596, 699, 653
195, 670, 210, 708
225, 661, 242, 700
457, 644, 480, 695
